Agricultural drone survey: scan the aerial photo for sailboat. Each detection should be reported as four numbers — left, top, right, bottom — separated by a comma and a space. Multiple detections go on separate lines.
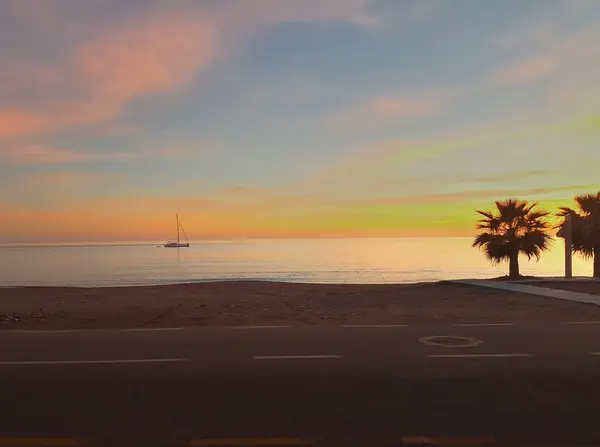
164, 214, 190, 248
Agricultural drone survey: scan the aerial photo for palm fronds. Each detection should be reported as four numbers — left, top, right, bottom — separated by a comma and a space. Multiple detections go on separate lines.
473, 198, 553, 276
556, 191, 600, 262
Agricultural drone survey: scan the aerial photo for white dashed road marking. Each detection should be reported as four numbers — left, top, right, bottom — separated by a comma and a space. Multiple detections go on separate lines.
453, 323, 515, 327
429, 353, 534, 358
560, 321, 600, 325
4, 330, 82, 334
0, 358, 190, 365
253, 355, 342, 360
4, 321, 600, 334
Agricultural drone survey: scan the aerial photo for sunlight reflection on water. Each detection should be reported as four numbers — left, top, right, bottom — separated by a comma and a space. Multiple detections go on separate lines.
0, 238, 592, 287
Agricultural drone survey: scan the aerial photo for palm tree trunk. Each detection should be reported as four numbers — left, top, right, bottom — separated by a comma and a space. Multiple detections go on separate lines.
594, 245, 600, 278
509, 251, 520, 278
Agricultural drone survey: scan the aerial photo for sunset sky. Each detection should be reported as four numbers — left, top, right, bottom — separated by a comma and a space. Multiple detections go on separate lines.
1, 0, 599, 242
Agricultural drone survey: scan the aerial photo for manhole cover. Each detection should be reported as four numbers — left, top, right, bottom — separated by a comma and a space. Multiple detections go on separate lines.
418, 335, 483, 348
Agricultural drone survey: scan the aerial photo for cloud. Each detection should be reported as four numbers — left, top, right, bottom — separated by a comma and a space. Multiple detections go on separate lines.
0, 0, 379, 139
462, 170, 554, 184
560, 0, 600, 16
363, 184, 599, 206
492, 20, 559, 51
26, 171, 120, 186
0, 0, 382, 141
220, 0, 378, 34
334, 169, 556, 191
76, 13, 217, 109
329, 92, 447, 129
0, 110, 48, 139
368, 95, 445, 119
0, 145, 136, 164
197, 183, 596, 212
149, 146, 190, 157
407, 0, 443, 21
0, 142, 196, 164
492, 55, 559, 85
304, 110, 600, 199
4, 181, 598, 242
0, 12, 217, 139
97, 124, 145, 137
491, 22, 600, 87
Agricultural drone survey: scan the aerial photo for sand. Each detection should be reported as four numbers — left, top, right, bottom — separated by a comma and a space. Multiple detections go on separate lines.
2, 281, 600, 330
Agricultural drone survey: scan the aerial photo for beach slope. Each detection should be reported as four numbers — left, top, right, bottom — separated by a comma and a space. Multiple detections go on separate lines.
3, 281, 600, 329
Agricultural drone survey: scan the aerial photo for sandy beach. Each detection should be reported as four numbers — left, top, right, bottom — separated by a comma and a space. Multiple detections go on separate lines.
2, 281, 600, 330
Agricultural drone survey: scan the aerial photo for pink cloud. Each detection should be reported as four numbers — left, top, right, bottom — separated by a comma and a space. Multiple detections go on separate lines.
0, 143, 192, 165
0, 1, 384, 141
0, 13, 217, 139
76, 13, 216, 106
1, 145, 135, 164
491, 24, 600, 88
0, 1, 385, 142
26, 171, 120, 186
28, 173, 88, 185
0, 110, 49, 138
492, 56, 559, 85
328, 93, 446, 130
6, 146, 91, 164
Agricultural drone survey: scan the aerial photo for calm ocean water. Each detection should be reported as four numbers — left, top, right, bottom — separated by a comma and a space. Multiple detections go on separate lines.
0, 238, 593, 287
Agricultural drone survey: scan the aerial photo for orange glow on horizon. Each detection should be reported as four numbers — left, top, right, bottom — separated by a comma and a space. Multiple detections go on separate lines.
0, 194, 585, 243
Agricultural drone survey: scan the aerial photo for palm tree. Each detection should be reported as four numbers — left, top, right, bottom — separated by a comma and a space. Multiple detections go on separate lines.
473, 199, 553, 278
557, 191, 600, 278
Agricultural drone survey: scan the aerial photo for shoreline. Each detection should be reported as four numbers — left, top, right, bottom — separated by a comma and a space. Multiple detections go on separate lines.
3, 276, 598, 289
2, 278, 444, 289
2, 280, 600, 330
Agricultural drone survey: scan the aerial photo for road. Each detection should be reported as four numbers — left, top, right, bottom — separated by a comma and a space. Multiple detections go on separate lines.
1, 323, 600, 446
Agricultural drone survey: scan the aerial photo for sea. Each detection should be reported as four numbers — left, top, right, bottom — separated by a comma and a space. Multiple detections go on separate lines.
0, 238, 593, 287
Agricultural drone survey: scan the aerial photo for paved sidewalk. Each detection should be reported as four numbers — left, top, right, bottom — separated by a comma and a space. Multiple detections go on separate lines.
448, 279, 600, 306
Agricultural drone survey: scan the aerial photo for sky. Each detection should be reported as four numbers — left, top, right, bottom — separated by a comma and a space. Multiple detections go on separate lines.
1, 0, 599, 242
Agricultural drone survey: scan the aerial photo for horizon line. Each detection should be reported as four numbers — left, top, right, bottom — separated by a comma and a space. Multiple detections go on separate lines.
0, 235, 478, 247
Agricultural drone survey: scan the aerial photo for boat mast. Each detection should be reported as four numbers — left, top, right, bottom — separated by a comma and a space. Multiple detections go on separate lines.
176, 213, 180, 244
179, 218, 189, 244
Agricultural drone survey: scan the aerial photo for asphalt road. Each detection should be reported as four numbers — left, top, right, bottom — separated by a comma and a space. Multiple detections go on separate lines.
1, 323, 600, 446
